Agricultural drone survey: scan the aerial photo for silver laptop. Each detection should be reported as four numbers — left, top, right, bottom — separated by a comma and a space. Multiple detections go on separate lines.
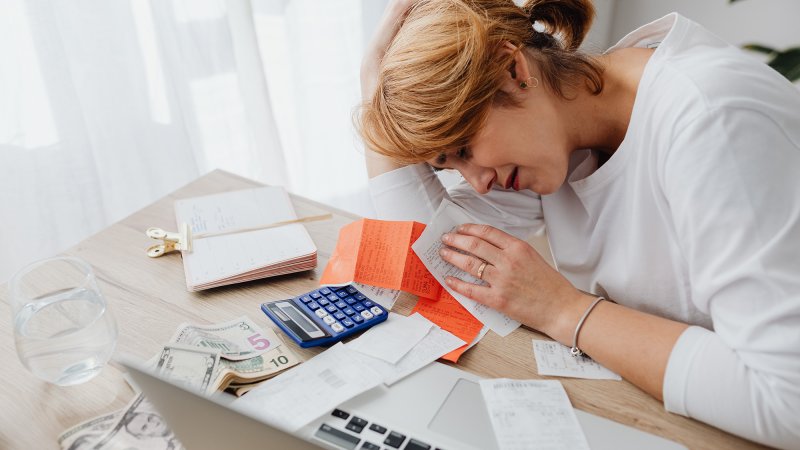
120, 357, 686, 450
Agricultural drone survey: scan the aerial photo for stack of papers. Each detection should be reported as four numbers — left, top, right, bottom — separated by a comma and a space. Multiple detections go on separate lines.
174, 187, 317, 291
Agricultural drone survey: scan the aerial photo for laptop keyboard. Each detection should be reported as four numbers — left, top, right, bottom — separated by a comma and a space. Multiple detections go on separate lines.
313, 408, 441, 450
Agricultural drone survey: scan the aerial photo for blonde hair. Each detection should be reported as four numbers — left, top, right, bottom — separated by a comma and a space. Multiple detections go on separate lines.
359, 0, 603, 164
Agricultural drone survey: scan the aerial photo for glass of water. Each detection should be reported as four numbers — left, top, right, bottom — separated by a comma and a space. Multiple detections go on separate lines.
9, 256, 118, 386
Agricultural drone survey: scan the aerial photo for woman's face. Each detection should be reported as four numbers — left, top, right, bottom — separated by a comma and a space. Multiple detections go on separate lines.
430, 93, 572, 196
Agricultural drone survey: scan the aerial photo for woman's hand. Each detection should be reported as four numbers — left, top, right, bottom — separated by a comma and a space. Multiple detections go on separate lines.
361, 0, 415, 101
439, 223, 586, 335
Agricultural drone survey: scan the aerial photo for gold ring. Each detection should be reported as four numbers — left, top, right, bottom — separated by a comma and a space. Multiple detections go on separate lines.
476, 261, 488, 280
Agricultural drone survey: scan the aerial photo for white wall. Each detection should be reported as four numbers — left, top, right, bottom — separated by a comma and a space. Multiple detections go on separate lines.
607, 0, 800, 51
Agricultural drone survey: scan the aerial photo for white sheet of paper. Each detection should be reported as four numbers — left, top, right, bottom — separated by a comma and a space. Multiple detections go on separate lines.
347, 313, 433, 364
353, 282, 402, 310
479, 379, 590, 450
533, 340, 622, 380
411, 199, 519, 336
346, 325, 465, 385
233, 343, 383, 432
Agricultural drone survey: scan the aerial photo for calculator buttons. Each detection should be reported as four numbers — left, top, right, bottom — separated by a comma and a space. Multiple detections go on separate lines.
345, 416, 368, 433
352, 315, 364, 324
368, 423, 387, 434
331, 409, 350, 420
320, 288, 332, 295
344, 307, 356, 316
342, 318, 355, 328
355, 293, 366, 300
318, 298, 330, 307
335, 301, 347, 309
300, 295, 313, 303
310, 292, 322, 299
384, 431, 406, 448
323, 316, 336, 325
362, 300, 374, 308
344, 297, 357, 305
354, 304, 366, 312
337, 290, 349, 298
361, 310, 374, 320
307, 301, 320, 310
326, 305, 338, 313
370, 306, 383, 316
327, 294, 339, 302
334, 312, 346, 320
331, 323, 345, 333
315, 309, 328, 319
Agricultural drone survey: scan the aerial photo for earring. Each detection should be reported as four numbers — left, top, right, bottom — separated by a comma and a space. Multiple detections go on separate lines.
519, 76, 539, 89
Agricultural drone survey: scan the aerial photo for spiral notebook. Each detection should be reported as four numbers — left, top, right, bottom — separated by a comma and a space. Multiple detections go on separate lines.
174, 187, 317, 291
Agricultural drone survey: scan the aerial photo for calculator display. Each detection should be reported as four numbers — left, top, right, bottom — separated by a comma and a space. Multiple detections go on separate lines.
282, 303, 320, 334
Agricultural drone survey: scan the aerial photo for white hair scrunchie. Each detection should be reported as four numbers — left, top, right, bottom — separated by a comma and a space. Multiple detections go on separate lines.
532, 20, 547, 33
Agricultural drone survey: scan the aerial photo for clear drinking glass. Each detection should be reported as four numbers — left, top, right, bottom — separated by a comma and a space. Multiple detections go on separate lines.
9, 256, 118, 386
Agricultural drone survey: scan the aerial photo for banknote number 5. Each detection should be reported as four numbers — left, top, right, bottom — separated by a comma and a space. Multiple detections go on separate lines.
247, 333, 271, 350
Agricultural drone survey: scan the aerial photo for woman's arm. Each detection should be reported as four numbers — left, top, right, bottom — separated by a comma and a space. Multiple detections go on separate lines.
360, 0, 414, 178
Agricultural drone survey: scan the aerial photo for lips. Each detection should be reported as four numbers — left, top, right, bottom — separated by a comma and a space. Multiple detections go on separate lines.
505, 167, 519, 190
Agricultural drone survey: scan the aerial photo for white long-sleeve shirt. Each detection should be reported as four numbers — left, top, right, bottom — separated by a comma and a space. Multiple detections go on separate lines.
368, 13, 800, 449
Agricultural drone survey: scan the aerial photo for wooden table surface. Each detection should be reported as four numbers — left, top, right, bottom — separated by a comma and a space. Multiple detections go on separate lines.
0, 170, 765, 450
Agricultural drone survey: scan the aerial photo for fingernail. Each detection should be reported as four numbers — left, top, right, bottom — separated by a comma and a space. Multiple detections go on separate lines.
445, 277, 454, 285
441, 233, 451, 243
439, 248, 450, 257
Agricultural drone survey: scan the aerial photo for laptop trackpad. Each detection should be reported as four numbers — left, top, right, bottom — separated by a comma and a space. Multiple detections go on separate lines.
428, 378, 499, 450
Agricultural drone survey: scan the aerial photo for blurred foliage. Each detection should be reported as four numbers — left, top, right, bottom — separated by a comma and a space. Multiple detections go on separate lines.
730, 0, 800, 82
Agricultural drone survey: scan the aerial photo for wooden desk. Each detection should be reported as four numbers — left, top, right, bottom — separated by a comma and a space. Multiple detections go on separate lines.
0, 170, 764, 450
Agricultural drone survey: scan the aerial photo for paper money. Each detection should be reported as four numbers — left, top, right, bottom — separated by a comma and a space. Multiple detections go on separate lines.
58, 410, 122, 450
156, 344, 221, 394
90, 394, 184, 450
169, 316, 280, 360
216, 345, 302, 392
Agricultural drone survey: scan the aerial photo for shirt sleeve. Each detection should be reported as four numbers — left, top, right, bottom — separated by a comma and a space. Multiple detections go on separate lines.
368, 163, 544, 239
661, 106, 800, 448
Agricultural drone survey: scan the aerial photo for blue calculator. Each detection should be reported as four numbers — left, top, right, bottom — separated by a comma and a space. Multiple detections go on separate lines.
261, 285, 388, 348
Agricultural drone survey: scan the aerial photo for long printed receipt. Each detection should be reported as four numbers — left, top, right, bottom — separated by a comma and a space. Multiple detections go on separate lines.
412, 199, 520, 336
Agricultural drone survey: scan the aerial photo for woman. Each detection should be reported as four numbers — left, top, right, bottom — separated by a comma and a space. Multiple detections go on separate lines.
358, 0, 800, 447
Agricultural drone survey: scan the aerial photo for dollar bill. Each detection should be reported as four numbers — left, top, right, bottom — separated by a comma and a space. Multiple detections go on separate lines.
215, 344, 301, 392
58, 410, 122, 450
156, 344, 221, 394
169, 316, 280, 360
89, 394, 184, 450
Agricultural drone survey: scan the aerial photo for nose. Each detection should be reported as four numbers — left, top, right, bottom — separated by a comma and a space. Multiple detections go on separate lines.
458, 163, 497, 195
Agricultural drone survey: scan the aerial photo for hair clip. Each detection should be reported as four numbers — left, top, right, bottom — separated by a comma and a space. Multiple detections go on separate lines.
532, 20, 547, 34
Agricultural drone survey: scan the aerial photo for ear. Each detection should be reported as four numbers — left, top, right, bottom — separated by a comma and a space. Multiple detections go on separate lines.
496, 41, 534, 96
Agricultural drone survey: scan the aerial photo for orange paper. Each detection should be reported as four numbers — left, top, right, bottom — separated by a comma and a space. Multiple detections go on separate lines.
412, 290, 484, 363
320, 219, 440, 298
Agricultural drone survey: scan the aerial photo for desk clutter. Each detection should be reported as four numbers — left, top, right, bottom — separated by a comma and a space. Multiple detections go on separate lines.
101, 190, 623, 450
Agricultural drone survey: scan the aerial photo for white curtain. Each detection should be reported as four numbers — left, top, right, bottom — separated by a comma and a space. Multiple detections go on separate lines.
0, 0, 386, 283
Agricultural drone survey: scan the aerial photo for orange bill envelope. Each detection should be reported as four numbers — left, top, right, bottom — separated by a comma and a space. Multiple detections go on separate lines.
320, 219, 441, 298
412, 290, 484, 363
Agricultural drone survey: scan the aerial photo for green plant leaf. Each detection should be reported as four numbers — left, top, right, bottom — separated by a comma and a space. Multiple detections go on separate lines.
767, 47, 800, 82
743, 43, 777, 56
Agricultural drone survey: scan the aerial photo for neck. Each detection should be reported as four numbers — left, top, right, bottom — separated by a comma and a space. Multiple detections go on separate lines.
565, 48, 652, 156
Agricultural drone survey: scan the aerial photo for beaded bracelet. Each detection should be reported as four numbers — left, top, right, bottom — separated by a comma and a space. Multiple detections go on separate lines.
570, 296, 606, 357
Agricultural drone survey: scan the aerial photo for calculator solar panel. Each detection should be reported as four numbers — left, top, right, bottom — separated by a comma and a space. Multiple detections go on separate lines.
261, 285, 388, 347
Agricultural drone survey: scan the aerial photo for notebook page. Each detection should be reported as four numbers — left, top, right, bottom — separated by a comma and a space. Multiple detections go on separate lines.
175, 187, 316, 289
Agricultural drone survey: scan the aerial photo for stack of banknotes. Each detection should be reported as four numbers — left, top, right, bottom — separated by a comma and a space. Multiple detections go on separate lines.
57, 315, 302, 450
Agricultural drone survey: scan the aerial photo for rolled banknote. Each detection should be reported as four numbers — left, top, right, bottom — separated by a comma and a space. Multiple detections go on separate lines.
169, 316, 280, 360
89, 394, 184, 450
214, 344, 301, 391
156, 344, 221, 394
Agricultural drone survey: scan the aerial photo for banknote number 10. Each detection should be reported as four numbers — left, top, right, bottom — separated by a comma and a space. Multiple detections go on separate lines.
270, 355, 289, 367
247, 333, 271, 350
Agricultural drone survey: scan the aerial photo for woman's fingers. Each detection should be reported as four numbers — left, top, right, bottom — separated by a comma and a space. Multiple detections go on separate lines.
439, 247, 496, 281
455, 223, 516, 250
445, 276, 496, 305
441, 231, 503, 266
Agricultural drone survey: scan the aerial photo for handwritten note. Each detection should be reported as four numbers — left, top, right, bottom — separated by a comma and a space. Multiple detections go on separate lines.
412, 290, 484, 362
321, 219, 440, 298
479, 379, 590, 450
411, 199, 520, 336
532, 340, 621, 380
347, 313, 433, 364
